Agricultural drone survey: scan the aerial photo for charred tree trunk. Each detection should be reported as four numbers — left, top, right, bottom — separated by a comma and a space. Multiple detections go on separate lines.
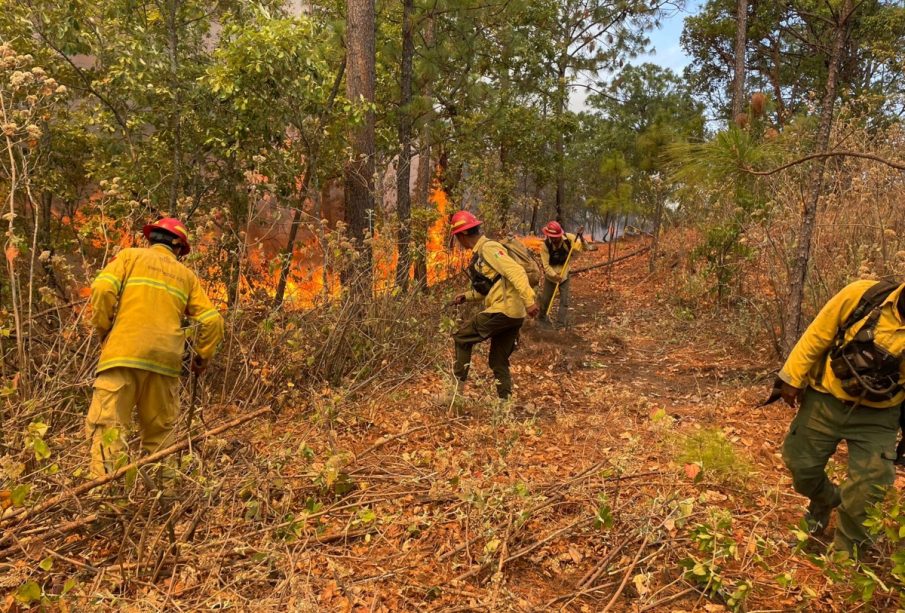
273, 172, 311, 307
395, 0, 415, 290
730, 0, 748, 122
783, 0, 855, 352
344, 0, 376, 285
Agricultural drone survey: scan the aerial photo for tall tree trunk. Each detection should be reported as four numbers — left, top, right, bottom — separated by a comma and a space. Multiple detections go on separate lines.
783, 0, 854, 352
395, 0, 414, 290
730, 0, 748, 121
344, 0, 376, 284
499, 141, 511, 230
529, 182, 542, 233
649, 189, 663, 274
412, 11, 433, 291
39, 190, 52, 251
554, 63, 566, 222
167, 0, 182, 211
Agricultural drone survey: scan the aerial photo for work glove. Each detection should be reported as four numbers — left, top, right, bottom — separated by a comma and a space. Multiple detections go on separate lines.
447, 293, 466, 307
191, 356, 207, 375
526, 303, 540, 318
780, 382, 804, 407
759, 377, 804, 408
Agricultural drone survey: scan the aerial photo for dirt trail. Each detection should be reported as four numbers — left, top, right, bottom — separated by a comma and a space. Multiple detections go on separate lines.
246, 238, 832, 611
18, 237, 900, 611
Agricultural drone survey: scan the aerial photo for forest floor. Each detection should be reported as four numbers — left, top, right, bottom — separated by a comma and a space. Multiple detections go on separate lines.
4, 233, 904, 612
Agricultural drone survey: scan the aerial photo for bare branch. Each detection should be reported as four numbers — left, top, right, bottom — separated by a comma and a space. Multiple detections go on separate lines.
743, 151, 905, 176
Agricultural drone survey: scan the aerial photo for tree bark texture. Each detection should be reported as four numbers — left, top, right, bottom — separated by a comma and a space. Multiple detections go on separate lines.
395, 0, 415, 290
344, 0, 376, 281
730, 0, 748, 121
783, 0, 855, 353
166, 0, 182, 212
554, 62, 566, 223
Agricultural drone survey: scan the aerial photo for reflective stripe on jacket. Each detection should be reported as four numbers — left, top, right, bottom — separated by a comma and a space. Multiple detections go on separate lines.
540, 232, 583, 282
779, 280, 905, 408
91, 245, 225, 377
463, 236, 535, 319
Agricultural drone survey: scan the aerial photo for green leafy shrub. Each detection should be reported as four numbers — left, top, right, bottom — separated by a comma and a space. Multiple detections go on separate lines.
676, 428, 752, 485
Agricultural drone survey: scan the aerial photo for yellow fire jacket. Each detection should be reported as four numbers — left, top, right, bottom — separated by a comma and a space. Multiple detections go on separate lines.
779, 280, 905, 408
91, 245, 225, 378
464, 236, 536, 319
540, 233, 583, 282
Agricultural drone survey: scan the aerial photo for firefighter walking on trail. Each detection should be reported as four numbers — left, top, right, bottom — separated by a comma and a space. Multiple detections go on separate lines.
86, 218, 224, 478
538, 221, 585, 328
444, 211, 539, 403
773, 279, 905, 555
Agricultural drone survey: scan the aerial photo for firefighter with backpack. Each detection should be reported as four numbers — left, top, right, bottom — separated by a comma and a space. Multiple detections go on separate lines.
538, 221, 586, 328
771, 279, 905, 555
443, 211, 539, 403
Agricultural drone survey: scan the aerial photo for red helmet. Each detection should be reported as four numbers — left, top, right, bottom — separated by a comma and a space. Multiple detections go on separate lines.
449, 210, 482, 235
143, 217, 191, 255
542, 221, 564, 239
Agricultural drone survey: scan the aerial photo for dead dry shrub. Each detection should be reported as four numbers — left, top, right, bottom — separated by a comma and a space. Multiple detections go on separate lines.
747, 120, 905, 356
671, 118, 905, 359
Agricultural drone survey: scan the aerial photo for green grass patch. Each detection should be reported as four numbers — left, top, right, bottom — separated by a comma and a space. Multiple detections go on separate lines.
677, 428, 752, 485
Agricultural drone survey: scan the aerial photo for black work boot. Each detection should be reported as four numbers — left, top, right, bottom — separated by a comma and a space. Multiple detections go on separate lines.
805, 496, 840, 536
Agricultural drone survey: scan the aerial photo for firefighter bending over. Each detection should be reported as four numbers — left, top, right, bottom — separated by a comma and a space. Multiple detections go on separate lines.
86, 218, 224, 478
444, 211, 539, 403
538, 221, 586, 328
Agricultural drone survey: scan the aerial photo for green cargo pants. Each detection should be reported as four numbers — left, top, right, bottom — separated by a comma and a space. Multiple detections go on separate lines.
539, 278, 570, 326
453, 312, 523, 399
781, 388, 899, 552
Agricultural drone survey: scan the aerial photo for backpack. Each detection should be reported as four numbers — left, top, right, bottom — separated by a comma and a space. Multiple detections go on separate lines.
759, 279, 901, 407
499, 237, 542, 286
467, 238, 542, 296
827, 279, 903, 402
545, 237, 572, 267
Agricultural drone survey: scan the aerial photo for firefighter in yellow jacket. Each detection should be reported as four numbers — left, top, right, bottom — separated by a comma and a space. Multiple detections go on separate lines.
538, 221, 585, 327
774, 279, 905, 553
446, 211, 539, 401
87, 218, 224, 477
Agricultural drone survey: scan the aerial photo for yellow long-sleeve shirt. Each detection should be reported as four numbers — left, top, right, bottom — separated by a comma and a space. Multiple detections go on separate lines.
91, 244, 225, 377
540, 233, 583, 282
779, 280, 905, 408
464, 236, 536, 319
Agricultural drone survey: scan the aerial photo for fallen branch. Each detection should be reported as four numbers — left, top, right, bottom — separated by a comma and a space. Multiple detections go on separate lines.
0, 407, 271, 528
571, 246, 651, 275
356, 417, 463, 460
451, 516, 593, 584
0, 512, 102, 558
601, 533, 650, 612
639, 586, 697, 612
742, 150, 905, 176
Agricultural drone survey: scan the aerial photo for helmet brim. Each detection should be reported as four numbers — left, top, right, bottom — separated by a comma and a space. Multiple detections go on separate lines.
143, 223, 191, 255
450, 221, 481, 235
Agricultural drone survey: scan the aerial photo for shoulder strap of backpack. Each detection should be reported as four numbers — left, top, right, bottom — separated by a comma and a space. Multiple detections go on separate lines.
835, 280, 900, 342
